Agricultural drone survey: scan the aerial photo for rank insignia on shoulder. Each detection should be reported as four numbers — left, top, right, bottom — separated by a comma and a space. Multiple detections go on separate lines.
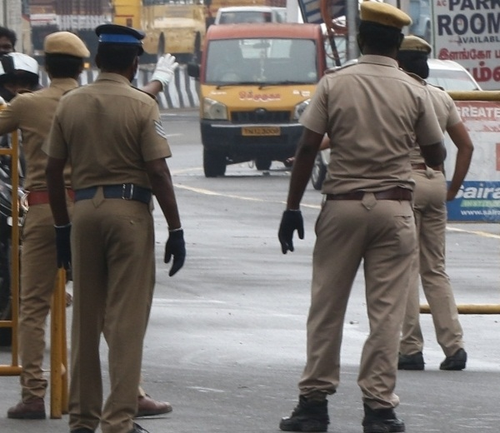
154, 120, 167, 139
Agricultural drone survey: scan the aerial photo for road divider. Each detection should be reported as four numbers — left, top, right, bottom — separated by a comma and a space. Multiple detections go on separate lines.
39, 64, 200, 110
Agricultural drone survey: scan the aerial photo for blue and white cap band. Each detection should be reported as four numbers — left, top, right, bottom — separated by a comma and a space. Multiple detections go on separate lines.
99, 34, 142, 44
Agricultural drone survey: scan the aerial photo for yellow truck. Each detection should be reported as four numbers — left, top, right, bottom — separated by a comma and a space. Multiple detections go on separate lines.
112, 0, 206, 63
188, 22, 327, 177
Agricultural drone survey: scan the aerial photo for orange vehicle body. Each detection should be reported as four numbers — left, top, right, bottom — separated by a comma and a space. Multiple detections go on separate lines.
189, 23, 327, 177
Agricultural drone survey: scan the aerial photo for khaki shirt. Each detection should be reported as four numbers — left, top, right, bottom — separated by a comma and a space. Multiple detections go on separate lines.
410, 83, 461, 165
300, 55, 443, 194
0, 78, 77, 191
44, 73, 171, 190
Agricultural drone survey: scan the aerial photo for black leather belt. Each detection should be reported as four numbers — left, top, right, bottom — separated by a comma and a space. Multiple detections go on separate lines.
326, 187, 412, 201
74, 184, 152, 205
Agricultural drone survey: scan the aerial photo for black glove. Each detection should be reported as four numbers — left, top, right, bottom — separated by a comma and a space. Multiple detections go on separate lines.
278, 210, 304, 254
164, 229, 186, 277
54, 224, 71, 270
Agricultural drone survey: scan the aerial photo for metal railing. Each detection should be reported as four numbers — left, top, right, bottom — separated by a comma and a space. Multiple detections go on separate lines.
0, 114, 68, 416
420, 89, 500, 315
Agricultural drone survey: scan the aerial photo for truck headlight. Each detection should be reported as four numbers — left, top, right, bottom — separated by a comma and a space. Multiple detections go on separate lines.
292, 99, 311, 121
203, 98, 228, 120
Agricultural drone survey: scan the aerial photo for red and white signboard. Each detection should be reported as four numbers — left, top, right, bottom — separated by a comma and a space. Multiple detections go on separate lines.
432, 1, 500, 90
445, 100, 500, 222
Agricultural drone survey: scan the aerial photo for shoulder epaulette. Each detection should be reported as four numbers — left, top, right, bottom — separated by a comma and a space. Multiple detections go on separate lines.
132, 86, 157, 101
62, 87, 79, 96
325, 62, 356, 75
427, 82, 445, 91
17, 89, 34, 95
402, 70, 427, 85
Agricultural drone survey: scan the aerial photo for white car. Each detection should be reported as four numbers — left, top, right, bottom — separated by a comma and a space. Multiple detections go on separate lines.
310, 58, 482, 190
214, 6, 286, 25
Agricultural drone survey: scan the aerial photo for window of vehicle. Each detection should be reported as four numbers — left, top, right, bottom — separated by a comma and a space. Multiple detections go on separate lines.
427, 68, 481, 91
218, 11, 274, 24
205, 38, 318, 84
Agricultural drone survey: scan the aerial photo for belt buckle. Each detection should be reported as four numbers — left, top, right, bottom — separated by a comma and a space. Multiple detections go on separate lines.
121, 184, 134, 200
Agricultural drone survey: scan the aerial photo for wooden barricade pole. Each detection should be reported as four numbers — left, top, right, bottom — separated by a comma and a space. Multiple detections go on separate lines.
420, 90, 500, 316
50, 268, 68, 418
0, 128, 22, 376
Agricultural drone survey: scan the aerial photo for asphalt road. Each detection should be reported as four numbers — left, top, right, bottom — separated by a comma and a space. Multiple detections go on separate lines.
1, 108, 499, 433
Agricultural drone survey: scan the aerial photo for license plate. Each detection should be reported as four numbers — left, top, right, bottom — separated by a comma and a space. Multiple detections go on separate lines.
242, 126, 280, 136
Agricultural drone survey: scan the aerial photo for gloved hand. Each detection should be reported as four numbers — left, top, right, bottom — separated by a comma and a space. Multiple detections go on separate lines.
164, 229, 186, 276
151, 53, 179, 90
278, 210, 304, 254
54, 223, 72, 270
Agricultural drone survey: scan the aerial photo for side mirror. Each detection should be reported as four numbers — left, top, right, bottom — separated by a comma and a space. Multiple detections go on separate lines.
187, 62, 200, 78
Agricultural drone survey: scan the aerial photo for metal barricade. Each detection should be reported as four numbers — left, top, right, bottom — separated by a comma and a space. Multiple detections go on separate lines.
50, 268, 69, 418
0, 128, 22, 375
420, 90, 500, 315
0, 111, 68, 416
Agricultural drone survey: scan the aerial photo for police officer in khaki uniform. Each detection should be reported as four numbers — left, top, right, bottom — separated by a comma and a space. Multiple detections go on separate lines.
45, 24, 185, 433
1, 31, 178, 421
397, 36, 473, 371
0, 37, 86, 419
277, 3, 446, 432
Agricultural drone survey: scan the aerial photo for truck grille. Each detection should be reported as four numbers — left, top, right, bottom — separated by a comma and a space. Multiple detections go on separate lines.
231, 110, 290, 123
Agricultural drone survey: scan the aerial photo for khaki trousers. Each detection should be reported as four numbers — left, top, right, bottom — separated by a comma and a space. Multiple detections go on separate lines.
400, 169, 463, 357
19, 201, 73, 402
68, 194, 155, 433
299, 196, 416, 409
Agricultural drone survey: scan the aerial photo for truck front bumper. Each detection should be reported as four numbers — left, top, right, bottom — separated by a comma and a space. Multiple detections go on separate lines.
200, 121, 303, 163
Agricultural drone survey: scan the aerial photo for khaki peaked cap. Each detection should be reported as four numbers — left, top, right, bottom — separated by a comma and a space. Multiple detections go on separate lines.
400, 35, 432, 53
360, 1, 412, 30
44, 31, 90, 58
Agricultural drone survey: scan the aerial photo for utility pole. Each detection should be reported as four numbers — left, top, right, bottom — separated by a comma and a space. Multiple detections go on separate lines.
346, 0, 358, 60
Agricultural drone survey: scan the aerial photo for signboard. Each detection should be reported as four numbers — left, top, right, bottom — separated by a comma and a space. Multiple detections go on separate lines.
432, 1, 500, 91
445, 100, 500, 222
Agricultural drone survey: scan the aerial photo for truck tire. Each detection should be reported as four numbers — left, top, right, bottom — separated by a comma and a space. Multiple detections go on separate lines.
255, 158, 271, 171
203, 148, 226, 177
192, 33, 202, 64
158, 34, 165, 60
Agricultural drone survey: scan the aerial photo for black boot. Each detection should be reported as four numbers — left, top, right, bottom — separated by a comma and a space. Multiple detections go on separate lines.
398, 351, 425, 371
279, 395, 329, 432
362, 404, 405, 433
440, 348, 467, 371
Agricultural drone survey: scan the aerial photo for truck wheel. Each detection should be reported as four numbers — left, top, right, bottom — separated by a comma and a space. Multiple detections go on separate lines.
192, 33, 202, 64
255, 158, 271, 171
204, 148, 226, 177
310, 153, 326, 190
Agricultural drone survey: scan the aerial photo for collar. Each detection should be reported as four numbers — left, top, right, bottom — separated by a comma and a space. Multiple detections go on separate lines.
358, 54, 399, 69
95, 72, 133, 86
49, 77, 79, 92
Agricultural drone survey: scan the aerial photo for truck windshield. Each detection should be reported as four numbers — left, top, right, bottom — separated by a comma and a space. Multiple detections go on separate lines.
205, 38, 318, 85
